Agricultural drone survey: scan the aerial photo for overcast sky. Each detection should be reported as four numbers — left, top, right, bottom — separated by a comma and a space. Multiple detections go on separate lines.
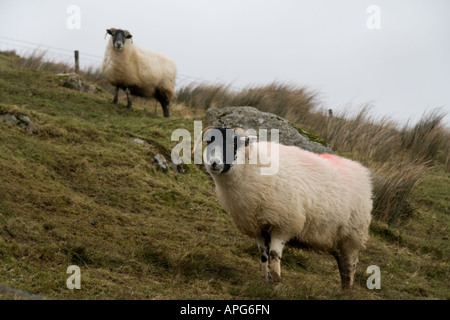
1, 0, 449, 125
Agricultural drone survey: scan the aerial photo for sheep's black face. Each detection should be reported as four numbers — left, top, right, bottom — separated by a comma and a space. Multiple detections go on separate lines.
203, 128, 248, 174
107, 28, 133, 51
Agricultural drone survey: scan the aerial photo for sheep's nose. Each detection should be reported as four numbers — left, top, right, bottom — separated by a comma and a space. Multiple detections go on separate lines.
209, 158, 222, 169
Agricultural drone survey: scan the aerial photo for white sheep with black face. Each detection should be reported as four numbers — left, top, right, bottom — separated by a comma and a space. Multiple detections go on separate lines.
200, 127, 373, 289
102, 28, 176, 117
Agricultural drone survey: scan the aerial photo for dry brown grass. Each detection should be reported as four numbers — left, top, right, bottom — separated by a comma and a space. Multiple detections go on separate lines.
175, 82, 318, 120
370, 159, 430, 225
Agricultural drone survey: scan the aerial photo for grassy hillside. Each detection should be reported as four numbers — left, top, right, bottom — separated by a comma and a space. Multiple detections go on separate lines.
0, 52, 448, 300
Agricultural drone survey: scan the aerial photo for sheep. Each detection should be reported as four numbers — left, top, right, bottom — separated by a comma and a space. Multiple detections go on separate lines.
199, 127, 373, 289
102, 28, 177, 117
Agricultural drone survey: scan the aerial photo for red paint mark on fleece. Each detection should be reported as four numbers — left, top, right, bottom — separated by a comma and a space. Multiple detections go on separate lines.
318, 154, 338, 160
318, 153, 345, 167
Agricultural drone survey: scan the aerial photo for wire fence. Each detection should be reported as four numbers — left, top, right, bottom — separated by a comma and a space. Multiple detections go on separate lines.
0, 36, 238, 90
0, 36, 103, 70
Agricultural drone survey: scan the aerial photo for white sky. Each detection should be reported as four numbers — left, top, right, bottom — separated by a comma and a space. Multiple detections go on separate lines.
1, 0, 449, 125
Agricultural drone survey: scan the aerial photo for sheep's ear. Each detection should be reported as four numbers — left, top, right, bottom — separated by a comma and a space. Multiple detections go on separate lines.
124, 30, 133, 39
105, 28, 114, 39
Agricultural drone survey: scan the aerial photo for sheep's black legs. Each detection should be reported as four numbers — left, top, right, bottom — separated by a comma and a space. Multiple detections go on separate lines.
256, 234, 271, 283
125, 87, 132, 109
155, 89, 170, 118
256, 232, 285, 285
112, 86, 132, 109
112, 86, 119, 104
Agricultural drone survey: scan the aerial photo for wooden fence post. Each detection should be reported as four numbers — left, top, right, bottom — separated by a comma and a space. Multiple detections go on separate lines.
74, 50, 79, 73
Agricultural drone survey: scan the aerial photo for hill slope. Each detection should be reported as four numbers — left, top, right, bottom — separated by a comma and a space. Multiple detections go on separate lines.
0, 52, 448, 299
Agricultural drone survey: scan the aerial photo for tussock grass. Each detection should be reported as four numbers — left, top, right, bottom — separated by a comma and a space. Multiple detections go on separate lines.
176, 82, 318, 121
400, 109, 448, 164
370, 159, 430, 225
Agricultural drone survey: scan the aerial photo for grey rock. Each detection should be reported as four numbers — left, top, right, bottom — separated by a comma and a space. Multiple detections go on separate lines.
0, 114, 18, 124
131, 137, 147, 146
205, 106, 333, 154
154, 153, 185, 173
154, 154, 169, 171
60, 73, 96, 93
1, 112, 39, 135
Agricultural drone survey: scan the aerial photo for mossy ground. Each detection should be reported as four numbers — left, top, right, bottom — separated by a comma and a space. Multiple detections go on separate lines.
0, 52, 448, 300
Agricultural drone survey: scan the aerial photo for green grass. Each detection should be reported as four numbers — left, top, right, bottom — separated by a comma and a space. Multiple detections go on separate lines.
0, 51, 448, 300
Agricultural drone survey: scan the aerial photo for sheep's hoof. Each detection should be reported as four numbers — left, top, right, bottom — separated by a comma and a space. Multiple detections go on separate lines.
270, 271, 282, 287
112, 98, 118, 104
341, 284, 353, 291
127, 103, 133, 110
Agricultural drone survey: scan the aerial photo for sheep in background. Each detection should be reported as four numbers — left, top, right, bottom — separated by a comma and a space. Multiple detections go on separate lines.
200, 127, 373, 289
102, 28, 176, 117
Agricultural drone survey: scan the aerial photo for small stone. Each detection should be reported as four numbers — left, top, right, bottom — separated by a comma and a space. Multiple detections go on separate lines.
154, 154, 168, 171
131, 137, 147, 146
1, 113, 39, 135
61, 73, 97, 94
0, 114, 18, 124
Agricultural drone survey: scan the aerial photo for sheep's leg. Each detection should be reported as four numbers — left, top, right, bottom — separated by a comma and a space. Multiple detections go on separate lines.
333, 249, 359, 290
332, 251, 347, 288
112, 86, 119, 104
256, 234, 271, 283
155, 89, 170, 118
268, 237, 285, 284
125, 88, 133, 109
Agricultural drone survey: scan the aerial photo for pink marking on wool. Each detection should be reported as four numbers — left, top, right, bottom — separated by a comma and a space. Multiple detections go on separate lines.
318, 154, 337, 160
318, 153, 346, 167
